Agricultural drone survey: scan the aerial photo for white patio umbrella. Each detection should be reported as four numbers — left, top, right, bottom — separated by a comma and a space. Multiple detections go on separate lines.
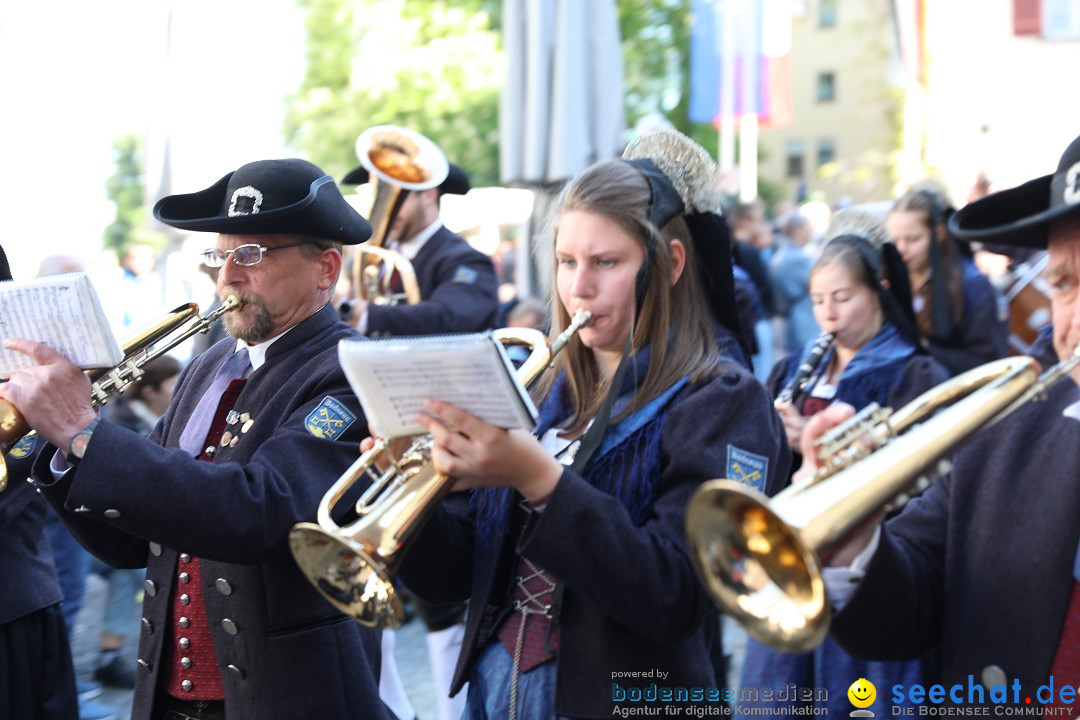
500, 0, 626, 299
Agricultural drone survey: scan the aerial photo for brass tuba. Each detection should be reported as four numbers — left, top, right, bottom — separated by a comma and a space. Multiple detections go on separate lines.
0, 297, 240, 493
683, 351, 1080, 652
289, 309, 593, 628
347, 125, 450, 308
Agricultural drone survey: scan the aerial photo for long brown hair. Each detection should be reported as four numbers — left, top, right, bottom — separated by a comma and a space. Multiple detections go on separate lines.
532, 160, 723, 432
889, 190, 965, 341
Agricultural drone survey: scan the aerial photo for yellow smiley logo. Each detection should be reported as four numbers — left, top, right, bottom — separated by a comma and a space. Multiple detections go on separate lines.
848, 678, 876, 709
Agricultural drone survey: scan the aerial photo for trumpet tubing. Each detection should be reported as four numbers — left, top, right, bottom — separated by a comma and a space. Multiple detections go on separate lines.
290, 310, 593, 629
686, 354, 1048, 653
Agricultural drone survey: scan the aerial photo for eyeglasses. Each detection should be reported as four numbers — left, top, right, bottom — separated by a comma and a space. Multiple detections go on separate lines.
200, 240, 310, 268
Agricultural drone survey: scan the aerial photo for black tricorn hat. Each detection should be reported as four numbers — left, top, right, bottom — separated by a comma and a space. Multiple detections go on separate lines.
0, 244, 10, 282
341, 162, 471, 196
950, 133, 1080, 249
153, 159, 372, 245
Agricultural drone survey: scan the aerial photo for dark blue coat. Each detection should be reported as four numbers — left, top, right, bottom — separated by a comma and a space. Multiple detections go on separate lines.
1, 438, 60, 626
925, 261, 1009, 377
33, 303, 389, 720
831, 374, 1080, 703
399, 361, 791, 718
366, 225, 499, 336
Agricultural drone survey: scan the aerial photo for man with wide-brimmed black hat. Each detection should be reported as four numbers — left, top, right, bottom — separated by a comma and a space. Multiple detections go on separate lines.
340, 158, 499, 338
0, 159, 394, 720
797, 133, 1080, 708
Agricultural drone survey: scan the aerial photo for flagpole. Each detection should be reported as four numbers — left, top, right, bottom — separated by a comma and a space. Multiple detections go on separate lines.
737, 0, 759, 200
718, 0, 736, 171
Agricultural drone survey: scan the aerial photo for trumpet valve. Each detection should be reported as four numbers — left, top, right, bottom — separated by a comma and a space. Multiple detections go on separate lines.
813, 403, 896, 480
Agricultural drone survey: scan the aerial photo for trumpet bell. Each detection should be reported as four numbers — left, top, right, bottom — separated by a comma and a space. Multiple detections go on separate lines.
289, 522, 405, 629
355, 125, 449, 193
348, 125, 449, 306
686, 479, 826, 653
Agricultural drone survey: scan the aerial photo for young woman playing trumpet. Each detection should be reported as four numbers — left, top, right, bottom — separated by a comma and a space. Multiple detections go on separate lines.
367, 130, 791, 718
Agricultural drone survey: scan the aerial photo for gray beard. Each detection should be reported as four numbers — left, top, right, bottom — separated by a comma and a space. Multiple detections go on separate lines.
222, 293, 273, 343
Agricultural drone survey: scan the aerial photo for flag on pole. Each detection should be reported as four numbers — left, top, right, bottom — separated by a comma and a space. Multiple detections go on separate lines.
689, 0, 793, 130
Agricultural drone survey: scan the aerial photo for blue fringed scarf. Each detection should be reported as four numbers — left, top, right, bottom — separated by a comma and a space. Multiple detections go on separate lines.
784, 322, 921, 412
472, 347, 688, 546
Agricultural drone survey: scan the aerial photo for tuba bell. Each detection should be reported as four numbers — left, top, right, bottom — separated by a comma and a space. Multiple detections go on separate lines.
0, 297, 241, 493
684, 351, 1077, 652
289, 310, 593, 629
346, 125, 450, 309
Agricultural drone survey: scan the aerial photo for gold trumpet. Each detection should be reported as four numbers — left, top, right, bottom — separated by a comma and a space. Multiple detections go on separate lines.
684, 351, 1077, 652
290, 309, 593, 629
348, 125, 450, 308
0, 297, 240, 493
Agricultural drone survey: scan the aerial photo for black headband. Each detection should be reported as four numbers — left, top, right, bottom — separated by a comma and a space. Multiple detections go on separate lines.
627, 158, 683, 313
625, 158, 751, 360
826, 234, 922, 347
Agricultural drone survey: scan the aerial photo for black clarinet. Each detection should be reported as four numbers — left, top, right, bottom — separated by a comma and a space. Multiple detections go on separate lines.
775, 332, 835, 405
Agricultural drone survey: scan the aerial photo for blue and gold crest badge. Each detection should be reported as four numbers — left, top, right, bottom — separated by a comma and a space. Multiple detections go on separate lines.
7, 435, 37, 460
451, 266, 478, 285
726, 445, 768, 493
305, 396, 356, 440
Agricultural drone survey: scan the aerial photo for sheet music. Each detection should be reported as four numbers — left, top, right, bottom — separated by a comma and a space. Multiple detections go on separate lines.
339, 332, 538, 438
0, 272, 123, 378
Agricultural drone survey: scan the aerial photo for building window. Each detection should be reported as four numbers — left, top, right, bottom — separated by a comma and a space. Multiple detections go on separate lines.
786, 140, 805, 178
817, 139, 836, 167
819, 0, 837, 27
817, 72, 836, 102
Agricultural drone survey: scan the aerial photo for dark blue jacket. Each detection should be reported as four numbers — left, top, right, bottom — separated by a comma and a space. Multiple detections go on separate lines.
33, 303, 389, 720
399, 360, 791, 718
1, 437, 61, 626
926, 260, 1009, 377
366, 225, 499, 336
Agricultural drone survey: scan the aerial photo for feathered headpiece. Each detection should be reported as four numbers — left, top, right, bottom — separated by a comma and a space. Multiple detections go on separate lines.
621, 129, 748, 361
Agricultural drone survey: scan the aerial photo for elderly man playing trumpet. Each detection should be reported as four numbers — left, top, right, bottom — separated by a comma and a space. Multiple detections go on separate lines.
0, 160, 394, 720
811, 133, 1080, 710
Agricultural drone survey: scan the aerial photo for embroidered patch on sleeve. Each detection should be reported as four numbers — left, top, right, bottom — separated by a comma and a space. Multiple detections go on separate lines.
451, 266, 479, 285
305, 396, 357, 440
7, 435, 37, 459
726, 445, 768, 493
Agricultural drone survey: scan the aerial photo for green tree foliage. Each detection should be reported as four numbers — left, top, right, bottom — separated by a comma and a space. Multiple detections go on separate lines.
103, 134, 161, 260
287, 0, 778, 201
285, 0, 503, 186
